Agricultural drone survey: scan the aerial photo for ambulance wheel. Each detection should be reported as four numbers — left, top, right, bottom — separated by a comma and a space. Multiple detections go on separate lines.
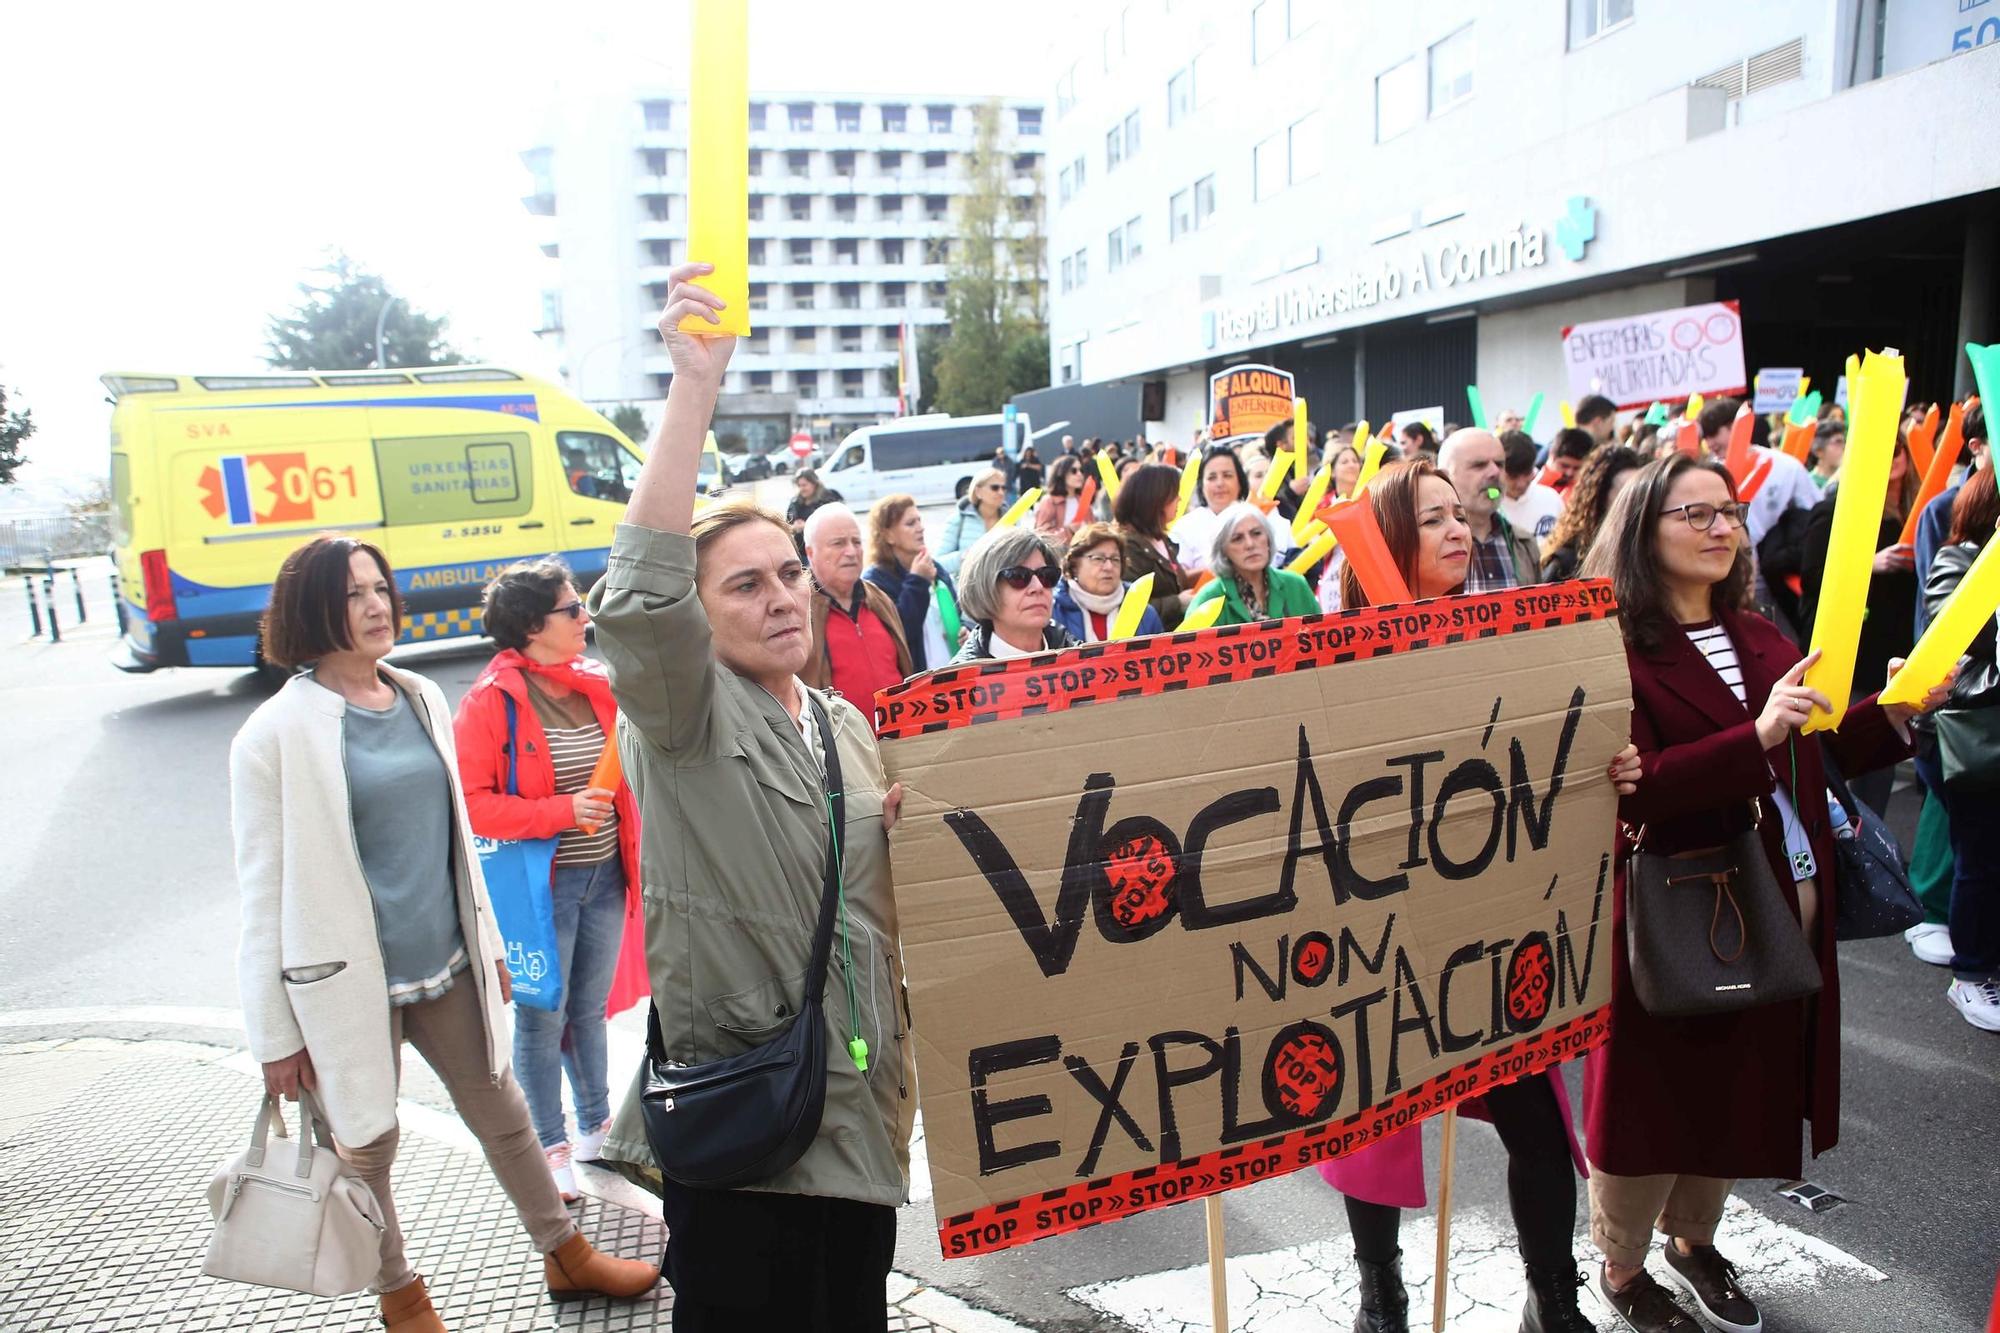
251, 639, 292, 688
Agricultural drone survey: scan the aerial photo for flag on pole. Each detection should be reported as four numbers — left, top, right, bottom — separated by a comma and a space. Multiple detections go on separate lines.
898, 320, 920, 416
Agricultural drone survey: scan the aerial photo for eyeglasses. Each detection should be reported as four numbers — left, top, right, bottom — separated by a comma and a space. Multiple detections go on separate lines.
996, 565, 1060, 590
549, 602, 587, 620
1662, 501, 1746, 532
980, 483, 1005, 493
1078, 551, 1123, 567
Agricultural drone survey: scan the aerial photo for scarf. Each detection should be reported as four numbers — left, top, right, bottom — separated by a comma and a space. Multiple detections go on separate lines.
1066, 579, 1125, 615
484, 647, 613, 710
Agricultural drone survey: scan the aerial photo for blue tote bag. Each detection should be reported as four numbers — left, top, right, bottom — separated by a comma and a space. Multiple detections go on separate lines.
472, 693, 564, 1012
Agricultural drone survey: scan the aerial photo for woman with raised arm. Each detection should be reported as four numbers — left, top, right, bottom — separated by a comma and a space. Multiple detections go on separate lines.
587, 262, 913, 1332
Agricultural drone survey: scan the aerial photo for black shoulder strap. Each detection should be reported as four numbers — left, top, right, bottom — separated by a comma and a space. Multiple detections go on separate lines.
501, 692, 521, 797
801, 692, 846, 1002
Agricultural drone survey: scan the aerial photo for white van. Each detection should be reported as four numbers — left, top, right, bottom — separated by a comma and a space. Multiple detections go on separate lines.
818, 412, 1035, 506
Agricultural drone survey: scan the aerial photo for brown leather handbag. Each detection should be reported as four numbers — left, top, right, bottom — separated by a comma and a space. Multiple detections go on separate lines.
1623, 802, 1823, 1018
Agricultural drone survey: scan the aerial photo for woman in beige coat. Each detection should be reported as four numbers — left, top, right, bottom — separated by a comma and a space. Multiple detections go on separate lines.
229, 536, 657, 1332
589, 261, 913, 1331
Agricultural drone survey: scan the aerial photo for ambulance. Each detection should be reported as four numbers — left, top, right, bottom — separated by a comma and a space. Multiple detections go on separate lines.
102, 366, 658, 672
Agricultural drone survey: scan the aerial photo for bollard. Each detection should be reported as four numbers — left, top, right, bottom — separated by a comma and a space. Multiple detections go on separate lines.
70, 567, 86, 623
41, 569, 59, 643
25, 574, 42, 637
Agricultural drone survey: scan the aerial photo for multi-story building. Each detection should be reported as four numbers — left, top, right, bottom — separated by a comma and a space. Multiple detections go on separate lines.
1045, 0, 1998, 439
524, 90, 1045, 458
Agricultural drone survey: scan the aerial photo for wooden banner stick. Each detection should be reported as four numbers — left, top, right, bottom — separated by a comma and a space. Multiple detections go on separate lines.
1432, 1107, 1458, 1333
1206, 1195, 1229, 1332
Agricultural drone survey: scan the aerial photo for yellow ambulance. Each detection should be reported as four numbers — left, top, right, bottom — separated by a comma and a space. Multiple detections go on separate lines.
102, 366, 661, 672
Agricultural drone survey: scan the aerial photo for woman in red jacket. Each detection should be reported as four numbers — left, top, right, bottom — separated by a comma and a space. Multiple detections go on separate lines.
454, 559, 647, 1203
1579, 455, 1950, 1333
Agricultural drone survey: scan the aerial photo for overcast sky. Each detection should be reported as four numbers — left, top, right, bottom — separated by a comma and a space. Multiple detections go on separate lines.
1, 0, 1056, 490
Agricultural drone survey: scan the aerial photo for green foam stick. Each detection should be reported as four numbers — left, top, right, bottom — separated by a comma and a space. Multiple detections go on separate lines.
1465, 384, 1488, 430
1968, 342, 2000, 412
1788, 389, 1823, 427
933, 578, 962, 646
1644, 401, 1670, 427
1522, 391, 1545, 436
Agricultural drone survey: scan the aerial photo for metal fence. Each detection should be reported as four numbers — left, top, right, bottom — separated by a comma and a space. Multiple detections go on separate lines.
0, 510, 113, 568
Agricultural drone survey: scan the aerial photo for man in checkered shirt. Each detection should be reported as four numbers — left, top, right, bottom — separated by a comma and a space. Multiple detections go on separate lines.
1439, 429, 1547, 594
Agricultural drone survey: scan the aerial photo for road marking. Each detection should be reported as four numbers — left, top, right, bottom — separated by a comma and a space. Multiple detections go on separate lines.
1068, 1197, 1884, 1333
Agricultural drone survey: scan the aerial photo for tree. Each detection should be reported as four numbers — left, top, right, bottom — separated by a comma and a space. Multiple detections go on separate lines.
932, 101, 1049, 420
609, 404, 648, 443
264, 252, 467, 370
0, 384, 33, 486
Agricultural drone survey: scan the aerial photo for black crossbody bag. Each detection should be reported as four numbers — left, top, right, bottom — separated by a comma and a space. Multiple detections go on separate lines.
640, 695, 845, 1189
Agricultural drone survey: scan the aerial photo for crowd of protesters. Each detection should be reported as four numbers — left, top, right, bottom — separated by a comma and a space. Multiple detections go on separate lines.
226, 256, 1992, 1333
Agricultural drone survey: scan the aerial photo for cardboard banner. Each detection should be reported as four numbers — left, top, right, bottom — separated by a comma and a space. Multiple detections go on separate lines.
878, 583, 1632, 1258
1208, 364, 1295, 442
1561, 301, 1747, 410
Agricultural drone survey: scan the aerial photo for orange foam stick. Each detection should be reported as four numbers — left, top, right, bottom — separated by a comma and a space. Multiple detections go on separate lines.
1906, 403, 1940, 477
1737, 455, 1775, 505
578, 739, 623, 835
1536, 458, 1564, 489
1675, 419, 1702, 457
1070, 476, 1098, 527
1723, 402, 1756, 485
1327, 497, 1413, 606
1780, 420, 1815, 464
1899, 398, 1970, 548
1189, 568, 1216, 593
1160, 446, 1178, 468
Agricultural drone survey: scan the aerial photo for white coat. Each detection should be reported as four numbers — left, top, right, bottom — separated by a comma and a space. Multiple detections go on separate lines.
229, 665, 510, 1147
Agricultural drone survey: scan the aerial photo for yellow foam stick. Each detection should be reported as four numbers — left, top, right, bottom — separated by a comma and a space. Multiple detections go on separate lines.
1288, 528, 1339, 575
1559, 400, 1576, 428
1354, 439, 1388, 493
1179, 596, 1228, 633
678, 0, 751, 337
1178, 449, 1203, 506
1095, 450, 1121, 501
1804, 349, 1907, 732
1351, 420, 1371, 456
1293, 397, 1308, 456
1881, 537, 2000, 707
1683, 393, 1704, 421
1798, 376, 1810, 395
1260, 449, 1295, 501
1293, 463, 1335, 541
999, 486, 1042, 528
1111, 573, 1156, 639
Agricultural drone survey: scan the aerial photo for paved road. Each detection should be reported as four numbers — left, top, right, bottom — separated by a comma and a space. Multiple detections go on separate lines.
2, 558, 1994, 1331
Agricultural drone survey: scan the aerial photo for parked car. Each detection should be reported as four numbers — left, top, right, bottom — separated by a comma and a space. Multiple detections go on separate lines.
729, 450, 774, 483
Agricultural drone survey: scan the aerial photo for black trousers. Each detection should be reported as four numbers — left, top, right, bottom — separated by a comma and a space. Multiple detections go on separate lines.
1344, 1073, 1576, 1271
658, 1181, 898, 1332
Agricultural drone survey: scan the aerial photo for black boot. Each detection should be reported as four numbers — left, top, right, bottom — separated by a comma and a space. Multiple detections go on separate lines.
1522, 1261, 1600, 1333
1354, 1249, 1411, 1333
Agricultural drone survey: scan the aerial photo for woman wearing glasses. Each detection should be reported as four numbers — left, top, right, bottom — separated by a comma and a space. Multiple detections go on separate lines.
1185, 502, 1320, 627
937, 468, 1010, 576
1578, 454, 1948, 1333
1053, 522, 1163, 642
947, 526, 1077, 663
454, 559, 647, 1202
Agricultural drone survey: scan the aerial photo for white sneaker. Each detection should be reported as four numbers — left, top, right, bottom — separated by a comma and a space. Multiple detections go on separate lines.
576, 1116, 614, 1163
545, 1141, 580, 1202
1946, 979, 2000, 1032
1905, 922, 1954, 966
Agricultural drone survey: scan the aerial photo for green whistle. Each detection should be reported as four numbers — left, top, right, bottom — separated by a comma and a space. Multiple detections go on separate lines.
848, 1037, 870, 1072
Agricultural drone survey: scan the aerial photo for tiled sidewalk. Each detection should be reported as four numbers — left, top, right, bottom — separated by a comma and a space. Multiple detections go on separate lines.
0, 1038, 1011, 1332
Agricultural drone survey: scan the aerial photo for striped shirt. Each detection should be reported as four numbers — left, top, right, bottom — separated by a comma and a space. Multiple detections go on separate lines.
1683, 621, 1817, 881
525, 679, 620, 867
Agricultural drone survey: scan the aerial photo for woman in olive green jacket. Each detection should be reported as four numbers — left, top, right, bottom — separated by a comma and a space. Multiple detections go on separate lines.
588, 261, 912, 1332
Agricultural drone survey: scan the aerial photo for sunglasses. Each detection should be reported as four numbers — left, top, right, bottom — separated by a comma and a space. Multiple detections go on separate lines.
549, 601, 587, 620
997, 565, 1060, 590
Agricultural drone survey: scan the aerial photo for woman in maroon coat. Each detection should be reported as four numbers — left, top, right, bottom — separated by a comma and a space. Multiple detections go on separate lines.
1579, 454, 1949, 1333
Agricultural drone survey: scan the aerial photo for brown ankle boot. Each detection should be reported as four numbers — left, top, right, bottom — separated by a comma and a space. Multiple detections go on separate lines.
544, 1232, 660, 1301
379, 1275, 447, 1331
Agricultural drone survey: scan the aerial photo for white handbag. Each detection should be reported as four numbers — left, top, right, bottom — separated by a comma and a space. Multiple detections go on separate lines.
203, 1088, 387, 1297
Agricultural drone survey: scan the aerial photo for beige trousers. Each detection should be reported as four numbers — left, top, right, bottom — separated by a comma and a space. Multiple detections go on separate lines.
335, 974, 577, 1293
1587, 1167, 1735, 1268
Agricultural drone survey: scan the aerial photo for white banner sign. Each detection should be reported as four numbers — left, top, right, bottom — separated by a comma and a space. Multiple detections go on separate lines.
1561, 301, 1747, 410
1752, 367, 1803, 415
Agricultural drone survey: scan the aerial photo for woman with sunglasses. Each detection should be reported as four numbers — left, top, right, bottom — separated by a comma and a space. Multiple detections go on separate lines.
1577, 454, 1948, 1333
1323, 460, 1623, 1333
1054, 522, 1163, 642
454, 559, 647, 1203
937, 468, 1010, 576
1184, 502, 1319, 627
947, 525, 1077, 663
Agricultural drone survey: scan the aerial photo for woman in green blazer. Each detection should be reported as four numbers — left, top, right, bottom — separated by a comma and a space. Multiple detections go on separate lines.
1186, 501, 1320, 626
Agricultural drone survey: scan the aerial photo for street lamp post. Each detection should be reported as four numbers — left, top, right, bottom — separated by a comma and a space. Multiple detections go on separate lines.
373, 297, 401, 369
